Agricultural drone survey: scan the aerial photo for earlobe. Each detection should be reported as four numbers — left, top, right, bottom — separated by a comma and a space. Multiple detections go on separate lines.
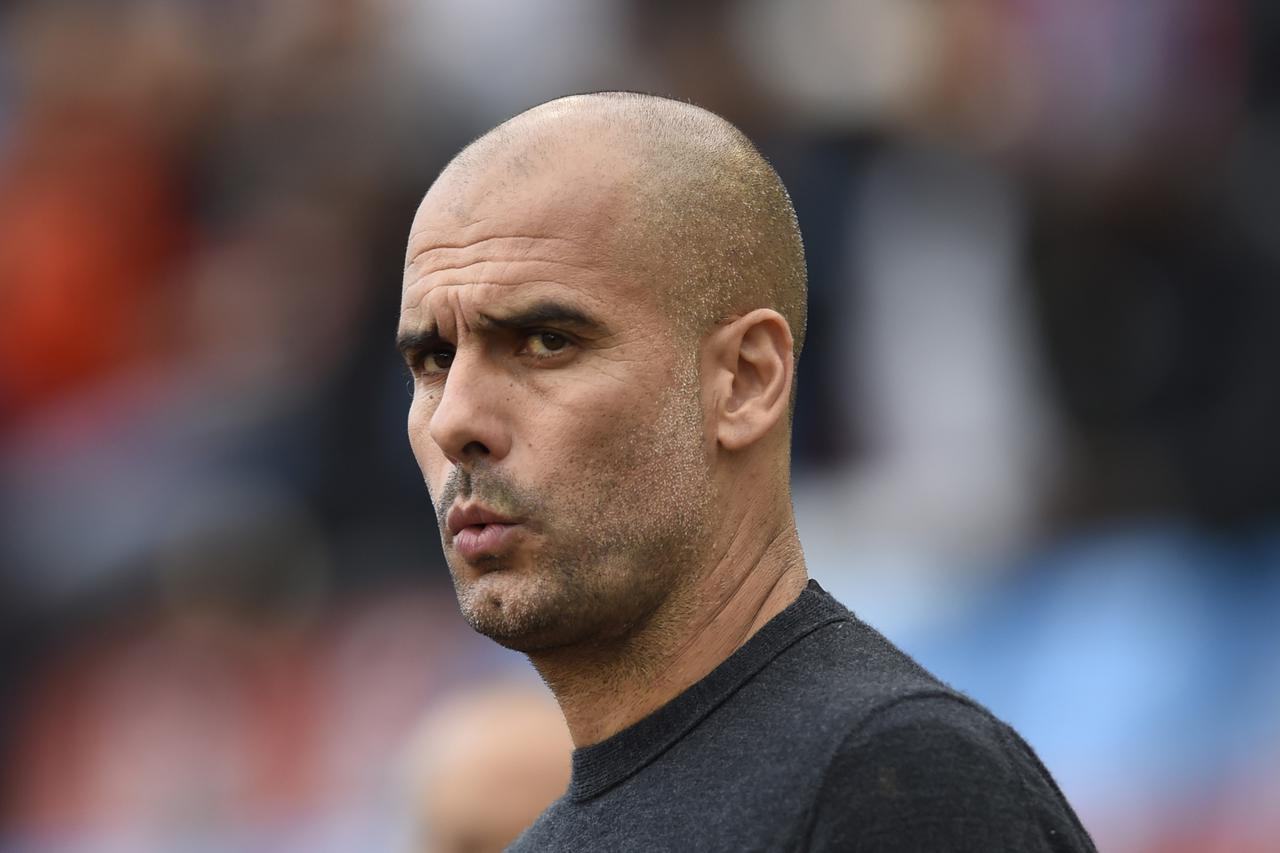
714, 310, 794, 452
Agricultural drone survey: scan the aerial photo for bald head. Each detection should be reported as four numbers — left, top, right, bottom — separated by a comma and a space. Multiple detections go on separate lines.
431, 92, 808, 360
400, 92, 809, 673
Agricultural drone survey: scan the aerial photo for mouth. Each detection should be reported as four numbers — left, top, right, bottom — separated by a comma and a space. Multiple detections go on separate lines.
446, 503, 524, 561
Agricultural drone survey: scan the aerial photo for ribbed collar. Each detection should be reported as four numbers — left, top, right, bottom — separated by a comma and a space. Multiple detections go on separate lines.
567, 580, 850, 801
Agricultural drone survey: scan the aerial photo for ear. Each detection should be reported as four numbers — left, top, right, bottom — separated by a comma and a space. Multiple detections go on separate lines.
706, 309, 794, 451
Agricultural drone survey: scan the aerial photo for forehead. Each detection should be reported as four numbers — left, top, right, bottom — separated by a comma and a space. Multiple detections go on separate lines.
401, 161, 645, 323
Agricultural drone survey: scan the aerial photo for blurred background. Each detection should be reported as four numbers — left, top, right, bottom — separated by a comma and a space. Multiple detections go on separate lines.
1, 0, 1278, 850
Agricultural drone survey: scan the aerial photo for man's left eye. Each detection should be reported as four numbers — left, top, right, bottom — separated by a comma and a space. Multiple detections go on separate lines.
526, 332, 570, 356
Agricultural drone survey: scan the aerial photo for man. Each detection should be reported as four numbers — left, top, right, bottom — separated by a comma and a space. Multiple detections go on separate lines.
397, 92, 1096, 852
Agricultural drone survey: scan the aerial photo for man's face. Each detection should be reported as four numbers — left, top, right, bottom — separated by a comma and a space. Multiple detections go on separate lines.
398, 162, 713, 652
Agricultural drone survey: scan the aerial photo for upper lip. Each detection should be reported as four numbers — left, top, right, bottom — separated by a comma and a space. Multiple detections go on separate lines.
446, 503, 520, 536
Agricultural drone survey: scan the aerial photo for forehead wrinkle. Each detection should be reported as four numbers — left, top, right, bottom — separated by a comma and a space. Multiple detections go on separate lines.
408, 166, 632, 267
404, 232, 584, 268
404, 232, 599, 286
404, 233, 605, 302
399, 278, 606, 319
403, 174, 646, 324
407, 256, 598, 281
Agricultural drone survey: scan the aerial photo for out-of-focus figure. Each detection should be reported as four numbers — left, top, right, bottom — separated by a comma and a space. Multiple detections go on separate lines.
403, 684, 572, 853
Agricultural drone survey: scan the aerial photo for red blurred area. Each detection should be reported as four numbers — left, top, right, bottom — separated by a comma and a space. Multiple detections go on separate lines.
0, 112, 186, 419
7, 586, 503, 846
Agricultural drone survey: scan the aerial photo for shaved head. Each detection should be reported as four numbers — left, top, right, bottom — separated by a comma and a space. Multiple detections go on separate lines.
400, 91, 808, 659
432, 92, 808, 360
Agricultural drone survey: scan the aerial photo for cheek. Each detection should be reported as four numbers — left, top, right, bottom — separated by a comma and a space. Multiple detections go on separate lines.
553, 383, 698, 481
503, 402, 614, 494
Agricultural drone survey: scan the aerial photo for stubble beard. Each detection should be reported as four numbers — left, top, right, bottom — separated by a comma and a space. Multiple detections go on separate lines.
436, 363, 713, 655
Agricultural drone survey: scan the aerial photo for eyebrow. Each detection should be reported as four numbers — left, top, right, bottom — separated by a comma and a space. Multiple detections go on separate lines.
476, 301, 605, 334
395, 300, 607, 361
395, 328, 446, 364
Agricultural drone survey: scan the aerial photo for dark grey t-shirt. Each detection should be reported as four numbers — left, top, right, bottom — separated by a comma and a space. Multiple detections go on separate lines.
508, 581, 1096, 852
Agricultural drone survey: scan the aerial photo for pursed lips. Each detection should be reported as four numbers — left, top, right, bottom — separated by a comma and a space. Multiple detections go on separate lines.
446, 503, 524, 561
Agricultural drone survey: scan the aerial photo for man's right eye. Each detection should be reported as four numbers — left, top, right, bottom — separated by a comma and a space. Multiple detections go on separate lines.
420, 350, 454, 374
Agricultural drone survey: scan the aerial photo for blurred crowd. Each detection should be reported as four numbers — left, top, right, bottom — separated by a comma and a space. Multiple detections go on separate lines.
1, 1, 1277, 851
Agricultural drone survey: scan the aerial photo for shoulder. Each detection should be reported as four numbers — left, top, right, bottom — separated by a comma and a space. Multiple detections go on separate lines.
803, 693, 1097, 853
505, 796, 573, 852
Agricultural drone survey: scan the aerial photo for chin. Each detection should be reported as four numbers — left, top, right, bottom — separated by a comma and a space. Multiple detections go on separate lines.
454, 569, 577, 652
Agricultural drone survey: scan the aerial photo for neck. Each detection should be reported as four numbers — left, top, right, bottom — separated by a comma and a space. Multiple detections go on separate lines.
528, 499, 808, 748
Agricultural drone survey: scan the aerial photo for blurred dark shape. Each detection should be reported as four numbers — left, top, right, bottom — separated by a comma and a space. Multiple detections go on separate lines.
1025, 0, 1280, 532
1030, 201, 1280, 529
151, 485, 332, 632
1253, 0, 1280, 109
624, 0, 774, 131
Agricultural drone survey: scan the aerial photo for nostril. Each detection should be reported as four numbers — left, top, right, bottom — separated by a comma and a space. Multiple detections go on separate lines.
461, 440, 490, 458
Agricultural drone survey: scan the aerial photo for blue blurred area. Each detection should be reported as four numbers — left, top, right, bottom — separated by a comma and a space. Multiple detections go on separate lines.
1, 1, 1277, 850
815, 523, 1280, 848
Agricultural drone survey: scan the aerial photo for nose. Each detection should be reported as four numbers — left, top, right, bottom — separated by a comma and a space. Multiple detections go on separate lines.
426, 354, 513, 467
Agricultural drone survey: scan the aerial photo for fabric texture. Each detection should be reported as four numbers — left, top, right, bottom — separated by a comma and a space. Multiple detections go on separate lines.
507, 580, 1097, 852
